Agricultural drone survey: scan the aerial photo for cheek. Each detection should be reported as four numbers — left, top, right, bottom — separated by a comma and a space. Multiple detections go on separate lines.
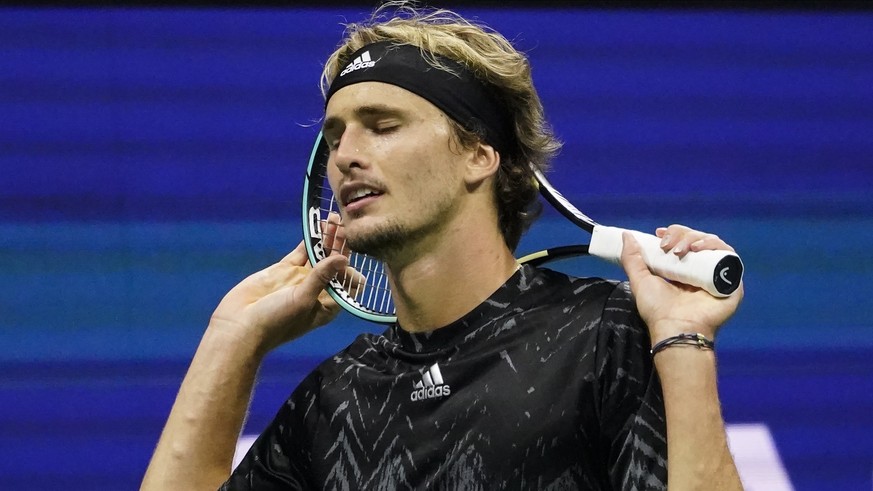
410, 133, 457, 182
389, 121, 463, 199
400, 155, 443, 197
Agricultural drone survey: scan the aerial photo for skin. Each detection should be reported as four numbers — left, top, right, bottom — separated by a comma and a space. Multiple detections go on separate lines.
626, 226, 744, 490
141, 81, 744, 490
321, 82, 519, 332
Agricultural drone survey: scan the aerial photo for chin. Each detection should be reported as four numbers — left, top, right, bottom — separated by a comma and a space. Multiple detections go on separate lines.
344, 219, 406, 259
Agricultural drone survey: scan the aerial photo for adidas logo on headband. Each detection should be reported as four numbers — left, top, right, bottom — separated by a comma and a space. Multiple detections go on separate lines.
340, 50, 376, 77
325, 41, 512, 152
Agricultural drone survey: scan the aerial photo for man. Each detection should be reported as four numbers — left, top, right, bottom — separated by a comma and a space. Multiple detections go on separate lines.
142, 4, 743, 490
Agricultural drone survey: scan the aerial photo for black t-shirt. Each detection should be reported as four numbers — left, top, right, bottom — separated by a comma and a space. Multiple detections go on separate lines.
222, 265, 667, 490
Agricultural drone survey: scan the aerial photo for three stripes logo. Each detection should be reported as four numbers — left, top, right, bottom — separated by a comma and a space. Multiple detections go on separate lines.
410, 363, 451, 402
340, 50, 376, 77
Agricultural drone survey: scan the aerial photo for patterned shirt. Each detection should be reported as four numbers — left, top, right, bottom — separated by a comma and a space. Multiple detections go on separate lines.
222, 265, 667, 490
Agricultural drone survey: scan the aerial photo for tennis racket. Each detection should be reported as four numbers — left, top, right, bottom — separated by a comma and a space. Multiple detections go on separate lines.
303, 132, 744, 324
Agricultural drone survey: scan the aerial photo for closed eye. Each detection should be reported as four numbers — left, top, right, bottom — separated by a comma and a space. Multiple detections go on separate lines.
321, 122, 343, 151
372, 124, 399, 135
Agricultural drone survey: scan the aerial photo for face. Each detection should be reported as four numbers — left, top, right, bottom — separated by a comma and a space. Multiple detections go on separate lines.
323, 82, 471, 261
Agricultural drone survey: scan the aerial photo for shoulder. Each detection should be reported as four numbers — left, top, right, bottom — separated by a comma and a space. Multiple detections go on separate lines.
291, 330, 402, 397
524, 268, 648, 367
592, 281, 654, 390
521, 265, 621, 309
310, 332, 385, 376
598, 280, 647, 342
496, 267, 631, 359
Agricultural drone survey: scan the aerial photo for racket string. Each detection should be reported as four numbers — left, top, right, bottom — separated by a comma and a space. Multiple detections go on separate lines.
315, 199, 396, 315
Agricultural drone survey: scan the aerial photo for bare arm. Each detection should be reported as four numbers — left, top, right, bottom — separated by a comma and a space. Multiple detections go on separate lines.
621, 226, 744, 490
139, 325, 263, 490
655, 346, 739, 490
140, 241, 349, 491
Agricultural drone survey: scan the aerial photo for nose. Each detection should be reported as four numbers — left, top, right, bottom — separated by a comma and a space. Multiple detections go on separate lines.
332, 128, 365, 175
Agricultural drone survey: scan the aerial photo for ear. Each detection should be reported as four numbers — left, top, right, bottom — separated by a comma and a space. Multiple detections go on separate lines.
464, 142, 500, 186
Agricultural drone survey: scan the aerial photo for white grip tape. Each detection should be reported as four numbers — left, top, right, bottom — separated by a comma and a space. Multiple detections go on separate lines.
589, 225, 739, 297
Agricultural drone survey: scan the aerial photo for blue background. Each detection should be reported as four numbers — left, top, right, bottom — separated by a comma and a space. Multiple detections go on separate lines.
1, 6, 871, 490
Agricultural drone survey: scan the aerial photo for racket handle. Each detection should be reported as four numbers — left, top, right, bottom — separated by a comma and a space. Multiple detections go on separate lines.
589, 225, 743, 297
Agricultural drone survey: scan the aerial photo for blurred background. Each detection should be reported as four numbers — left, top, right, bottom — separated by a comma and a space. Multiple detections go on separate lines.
1, 2, 871, 489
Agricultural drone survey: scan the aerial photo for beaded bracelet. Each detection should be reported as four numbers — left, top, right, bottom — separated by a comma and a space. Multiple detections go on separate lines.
650, 333, 715, 356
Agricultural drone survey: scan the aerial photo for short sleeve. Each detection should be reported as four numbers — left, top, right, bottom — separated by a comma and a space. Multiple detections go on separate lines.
594, 281, 668, 491
219, 378, 320, 491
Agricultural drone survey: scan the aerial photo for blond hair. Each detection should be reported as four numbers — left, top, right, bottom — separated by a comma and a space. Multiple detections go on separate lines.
321, 2, 561, 250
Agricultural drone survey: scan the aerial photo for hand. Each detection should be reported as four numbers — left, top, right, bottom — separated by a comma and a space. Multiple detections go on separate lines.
206, 240, 348, 356
619, 224, 744, 344
207, 216, 360, 355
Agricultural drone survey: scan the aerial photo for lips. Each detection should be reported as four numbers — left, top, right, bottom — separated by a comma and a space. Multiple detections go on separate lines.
339, 182, 384, 209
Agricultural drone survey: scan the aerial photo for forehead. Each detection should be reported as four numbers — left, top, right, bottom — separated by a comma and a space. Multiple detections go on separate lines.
324, 81, 443, 120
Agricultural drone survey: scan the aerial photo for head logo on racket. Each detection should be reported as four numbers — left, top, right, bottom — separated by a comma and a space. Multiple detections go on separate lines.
307, 206, 326, 261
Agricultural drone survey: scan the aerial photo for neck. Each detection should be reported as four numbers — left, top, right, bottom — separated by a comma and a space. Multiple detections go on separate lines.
385, 224, 518, 333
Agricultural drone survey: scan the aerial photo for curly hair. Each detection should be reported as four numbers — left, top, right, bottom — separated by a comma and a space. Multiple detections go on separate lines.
321, 2, 561, 251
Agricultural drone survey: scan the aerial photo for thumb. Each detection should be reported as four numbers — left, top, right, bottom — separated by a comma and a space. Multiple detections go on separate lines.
296, 255, 348, 301
620, 231, 652, 289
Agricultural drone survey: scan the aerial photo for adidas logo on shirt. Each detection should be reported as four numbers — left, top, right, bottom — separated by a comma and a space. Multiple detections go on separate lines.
339, 50, 376, 76
410, 363, 451, 401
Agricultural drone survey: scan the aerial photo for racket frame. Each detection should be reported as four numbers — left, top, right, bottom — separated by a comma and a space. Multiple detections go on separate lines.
302, 132, 399, 324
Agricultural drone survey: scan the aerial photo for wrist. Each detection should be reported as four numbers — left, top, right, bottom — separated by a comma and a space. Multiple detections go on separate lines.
650, 319, 717, 345
651, 332, 715, 356
202, 320, 269, 362
652, 341, 718, 378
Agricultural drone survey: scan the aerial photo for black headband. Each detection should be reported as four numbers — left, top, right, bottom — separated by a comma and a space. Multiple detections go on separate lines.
325, 41, 512, 153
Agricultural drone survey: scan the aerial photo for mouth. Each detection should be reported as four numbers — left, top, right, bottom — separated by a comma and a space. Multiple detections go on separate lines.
340, 183, 385, 210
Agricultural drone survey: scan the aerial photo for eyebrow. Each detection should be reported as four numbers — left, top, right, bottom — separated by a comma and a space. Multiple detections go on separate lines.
323, 104, 406, 133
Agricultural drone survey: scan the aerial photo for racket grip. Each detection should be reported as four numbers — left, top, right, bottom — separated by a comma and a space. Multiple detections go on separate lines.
589, 225, 743, 297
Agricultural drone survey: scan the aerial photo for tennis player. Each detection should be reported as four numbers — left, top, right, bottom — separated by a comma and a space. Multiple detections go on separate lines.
142, 4, 744, 490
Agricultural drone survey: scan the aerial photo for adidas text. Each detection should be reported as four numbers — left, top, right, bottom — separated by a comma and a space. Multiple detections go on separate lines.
410, 384, 451, 401
340, 51, 376, 76
410, 363, 451, 401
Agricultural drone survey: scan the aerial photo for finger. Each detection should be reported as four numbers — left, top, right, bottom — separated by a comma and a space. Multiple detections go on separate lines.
689, 234, 735, 253
294, 253, 349, 302
279, 241, 311, 267
657, 224, 690, 252
620, 231, 653, 290
673, 232, 722, 257
329, 216, 351, 258
336, 264, 368, 297
658, 224, 720, 258
321, 213, 344, 256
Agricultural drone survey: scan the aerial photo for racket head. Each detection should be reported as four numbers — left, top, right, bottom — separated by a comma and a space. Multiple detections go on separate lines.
302, 132, 397, 324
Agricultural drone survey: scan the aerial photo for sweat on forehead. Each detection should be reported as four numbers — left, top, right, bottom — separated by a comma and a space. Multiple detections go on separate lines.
325, 41, 512, 153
